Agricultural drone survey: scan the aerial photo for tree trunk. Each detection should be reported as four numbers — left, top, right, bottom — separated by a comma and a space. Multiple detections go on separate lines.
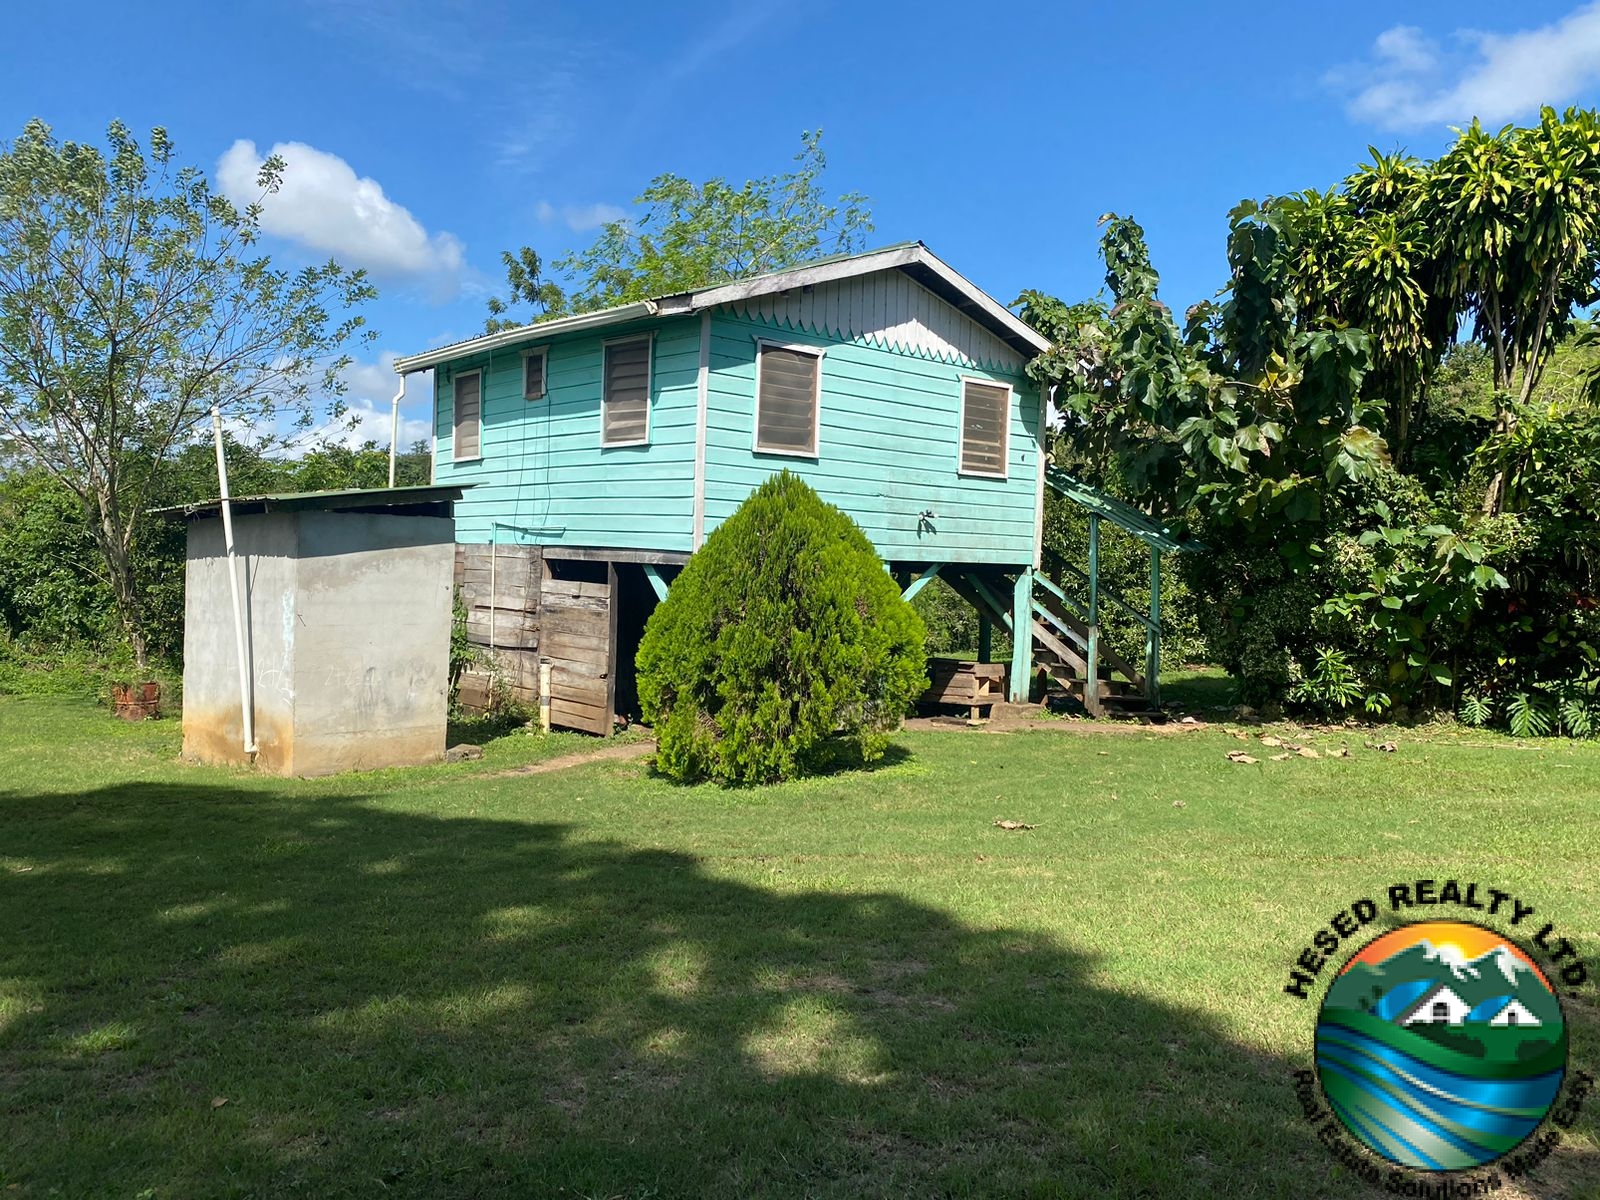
1481, 401, 1513, 517
88, 490, 150, 671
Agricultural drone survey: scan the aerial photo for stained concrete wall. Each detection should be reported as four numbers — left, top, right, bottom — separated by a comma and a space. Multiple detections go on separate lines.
182, 514, 298, 772
182, 511, 455, 776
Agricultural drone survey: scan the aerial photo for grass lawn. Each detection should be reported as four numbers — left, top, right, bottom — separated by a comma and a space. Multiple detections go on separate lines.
2, 696, 1598, 1198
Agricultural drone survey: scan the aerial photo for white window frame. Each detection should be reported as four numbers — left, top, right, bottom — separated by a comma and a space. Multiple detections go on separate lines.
957, 375, 1011, 480
752, 338, 825, 458
601, 333, 654, 448
451, 368, 483, 463
521, 346, 548, 400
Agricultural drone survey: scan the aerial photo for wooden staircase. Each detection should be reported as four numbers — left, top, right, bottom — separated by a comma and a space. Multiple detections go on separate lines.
944, 557, 1156, 717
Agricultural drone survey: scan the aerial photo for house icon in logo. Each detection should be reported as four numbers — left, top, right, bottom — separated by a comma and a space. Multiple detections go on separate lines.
1398, 982, 1544, 1028
1401, 982, 1472, 1026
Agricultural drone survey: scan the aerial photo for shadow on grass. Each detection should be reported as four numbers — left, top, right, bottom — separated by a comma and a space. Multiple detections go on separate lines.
1, 782, 1595, 1198
1162, 668, 1238, 713
445, 710, 533, 748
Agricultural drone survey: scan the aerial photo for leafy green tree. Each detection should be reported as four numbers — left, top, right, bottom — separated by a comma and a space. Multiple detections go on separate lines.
1020, 211, 1385, 549
0, 467, 113, 646
0, 119, 376, 668
483, 246, 566, 332
556, 131, 872, 314
1019, 111, 1600, 724
636, 472, 925, 785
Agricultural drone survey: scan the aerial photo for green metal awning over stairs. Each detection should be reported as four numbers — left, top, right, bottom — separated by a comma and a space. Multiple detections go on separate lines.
903, 467, 1203, 716
1043, 465, 1204, 554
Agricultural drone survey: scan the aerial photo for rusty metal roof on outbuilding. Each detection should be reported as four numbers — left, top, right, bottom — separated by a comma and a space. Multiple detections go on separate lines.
149, 485, 467, 520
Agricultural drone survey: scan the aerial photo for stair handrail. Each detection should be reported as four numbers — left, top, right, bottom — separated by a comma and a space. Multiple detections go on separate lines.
1040, 547, 1162, 636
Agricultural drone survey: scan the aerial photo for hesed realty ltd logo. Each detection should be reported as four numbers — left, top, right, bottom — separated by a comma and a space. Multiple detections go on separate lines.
1283, 880, 1595, 1193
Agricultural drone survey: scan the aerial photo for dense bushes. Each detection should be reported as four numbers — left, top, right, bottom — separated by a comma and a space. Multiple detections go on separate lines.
0, 471, 114, 648
0, 438, 432, 687
637, 472, 926, 785
1019, 111, 1600, 734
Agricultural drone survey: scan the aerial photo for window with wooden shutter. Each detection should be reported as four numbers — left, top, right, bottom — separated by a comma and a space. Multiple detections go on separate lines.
523, 348, 546, 400
755, 343, 821, 456
959, 379, 1009, 477
602, 337, 651, 445
452, 371, 482, 461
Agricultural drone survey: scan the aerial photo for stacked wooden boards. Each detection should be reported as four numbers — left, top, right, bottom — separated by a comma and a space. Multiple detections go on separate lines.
921, 659, 1005, 722
454, 544, 542, 711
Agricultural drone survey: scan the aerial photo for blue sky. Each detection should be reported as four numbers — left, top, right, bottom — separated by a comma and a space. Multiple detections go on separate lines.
5, 0, 1599, 447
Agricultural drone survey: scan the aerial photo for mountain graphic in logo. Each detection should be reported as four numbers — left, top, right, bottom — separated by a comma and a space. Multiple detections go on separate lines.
1317, 920, 1567, 1171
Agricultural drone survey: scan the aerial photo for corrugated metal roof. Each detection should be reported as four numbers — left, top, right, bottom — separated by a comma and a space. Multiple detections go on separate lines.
1045, 465, 1203, 553
150, 484, 467, 520
392, 242, 1049, 374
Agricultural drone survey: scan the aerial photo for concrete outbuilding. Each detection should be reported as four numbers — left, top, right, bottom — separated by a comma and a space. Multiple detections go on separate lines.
160, 487, 463, 776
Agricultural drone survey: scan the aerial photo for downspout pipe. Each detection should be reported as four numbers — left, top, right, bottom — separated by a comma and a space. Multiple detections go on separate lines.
388, 372, 409, 488
210, 405, 258, 756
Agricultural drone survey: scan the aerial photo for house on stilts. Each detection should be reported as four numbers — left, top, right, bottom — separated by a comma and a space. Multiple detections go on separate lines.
394, 242, 1190, 734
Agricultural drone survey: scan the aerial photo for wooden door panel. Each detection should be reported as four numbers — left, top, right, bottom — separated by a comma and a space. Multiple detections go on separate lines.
540, 566, 614, 734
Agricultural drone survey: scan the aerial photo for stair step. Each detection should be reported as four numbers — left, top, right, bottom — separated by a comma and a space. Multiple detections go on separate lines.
1042, 673, 1141, 701
1039, 666, 1137, 691
1034, 650, 1126, 682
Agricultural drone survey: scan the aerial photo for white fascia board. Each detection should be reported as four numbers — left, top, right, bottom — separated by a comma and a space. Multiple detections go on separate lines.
913, 247, 1052, 354
393, 301, 658, 374
664, 243, 1050, 357
663, 244, 925, 312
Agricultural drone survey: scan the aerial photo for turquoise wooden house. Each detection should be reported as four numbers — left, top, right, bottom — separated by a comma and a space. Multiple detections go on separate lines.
394, 243, 1177, 732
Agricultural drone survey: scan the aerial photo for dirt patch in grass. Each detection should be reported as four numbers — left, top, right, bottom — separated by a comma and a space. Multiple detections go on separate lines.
488, 739, 655, 778
904, 709, 1204, 735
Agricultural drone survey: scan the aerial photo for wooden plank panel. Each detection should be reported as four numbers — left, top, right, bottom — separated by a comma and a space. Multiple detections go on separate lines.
545, 654, 607, 680
540, 608, 608, 634
548, 681, 608, 704
541, 562, 613, 734
542, 629, 609, 654
543, 579, 610, 600
549, 699, 609, 735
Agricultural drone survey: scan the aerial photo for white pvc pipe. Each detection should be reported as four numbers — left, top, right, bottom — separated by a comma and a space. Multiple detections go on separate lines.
388, 374, 407, 487
211, 406, 258, 755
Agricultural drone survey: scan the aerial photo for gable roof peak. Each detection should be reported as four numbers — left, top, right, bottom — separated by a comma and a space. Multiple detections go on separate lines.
393, 242, 1046, 375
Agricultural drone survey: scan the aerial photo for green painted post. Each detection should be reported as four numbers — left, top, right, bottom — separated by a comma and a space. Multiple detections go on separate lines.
1146, 549, 1162, 708
1086, 516, 1101, 716
978, 615, 992, 664
1009, 568, 1033, 703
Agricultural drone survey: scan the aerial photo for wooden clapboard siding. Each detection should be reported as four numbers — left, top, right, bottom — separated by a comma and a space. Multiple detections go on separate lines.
427, 264, 1042, 571
723, 272, 1025, 373
704, 309, 1040, 564
433, 316, 699, 551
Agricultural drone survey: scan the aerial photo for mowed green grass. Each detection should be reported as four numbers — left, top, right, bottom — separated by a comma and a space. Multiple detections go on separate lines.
2, 697, 1598, 1199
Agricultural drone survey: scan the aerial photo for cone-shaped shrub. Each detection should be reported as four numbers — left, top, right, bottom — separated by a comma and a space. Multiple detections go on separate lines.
637, 471, 927, 785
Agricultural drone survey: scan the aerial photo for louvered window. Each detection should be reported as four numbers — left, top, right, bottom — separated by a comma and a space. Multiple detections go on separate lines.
602, 337, 651, 445
523, 348, 546, 400
452, 371, 481, 461
960, 379, 1009, 477
755, 344, 821, 456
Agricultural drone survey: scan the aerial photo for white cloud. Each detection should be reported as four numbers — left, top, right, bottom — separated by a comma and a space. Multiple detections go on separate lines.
1335, 3, 1600, 130
328, 352, 433, 451
536, 200, 627, 232
330, 394, 433, 453
660, 7, 784, 90
217, 139, 465, 289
